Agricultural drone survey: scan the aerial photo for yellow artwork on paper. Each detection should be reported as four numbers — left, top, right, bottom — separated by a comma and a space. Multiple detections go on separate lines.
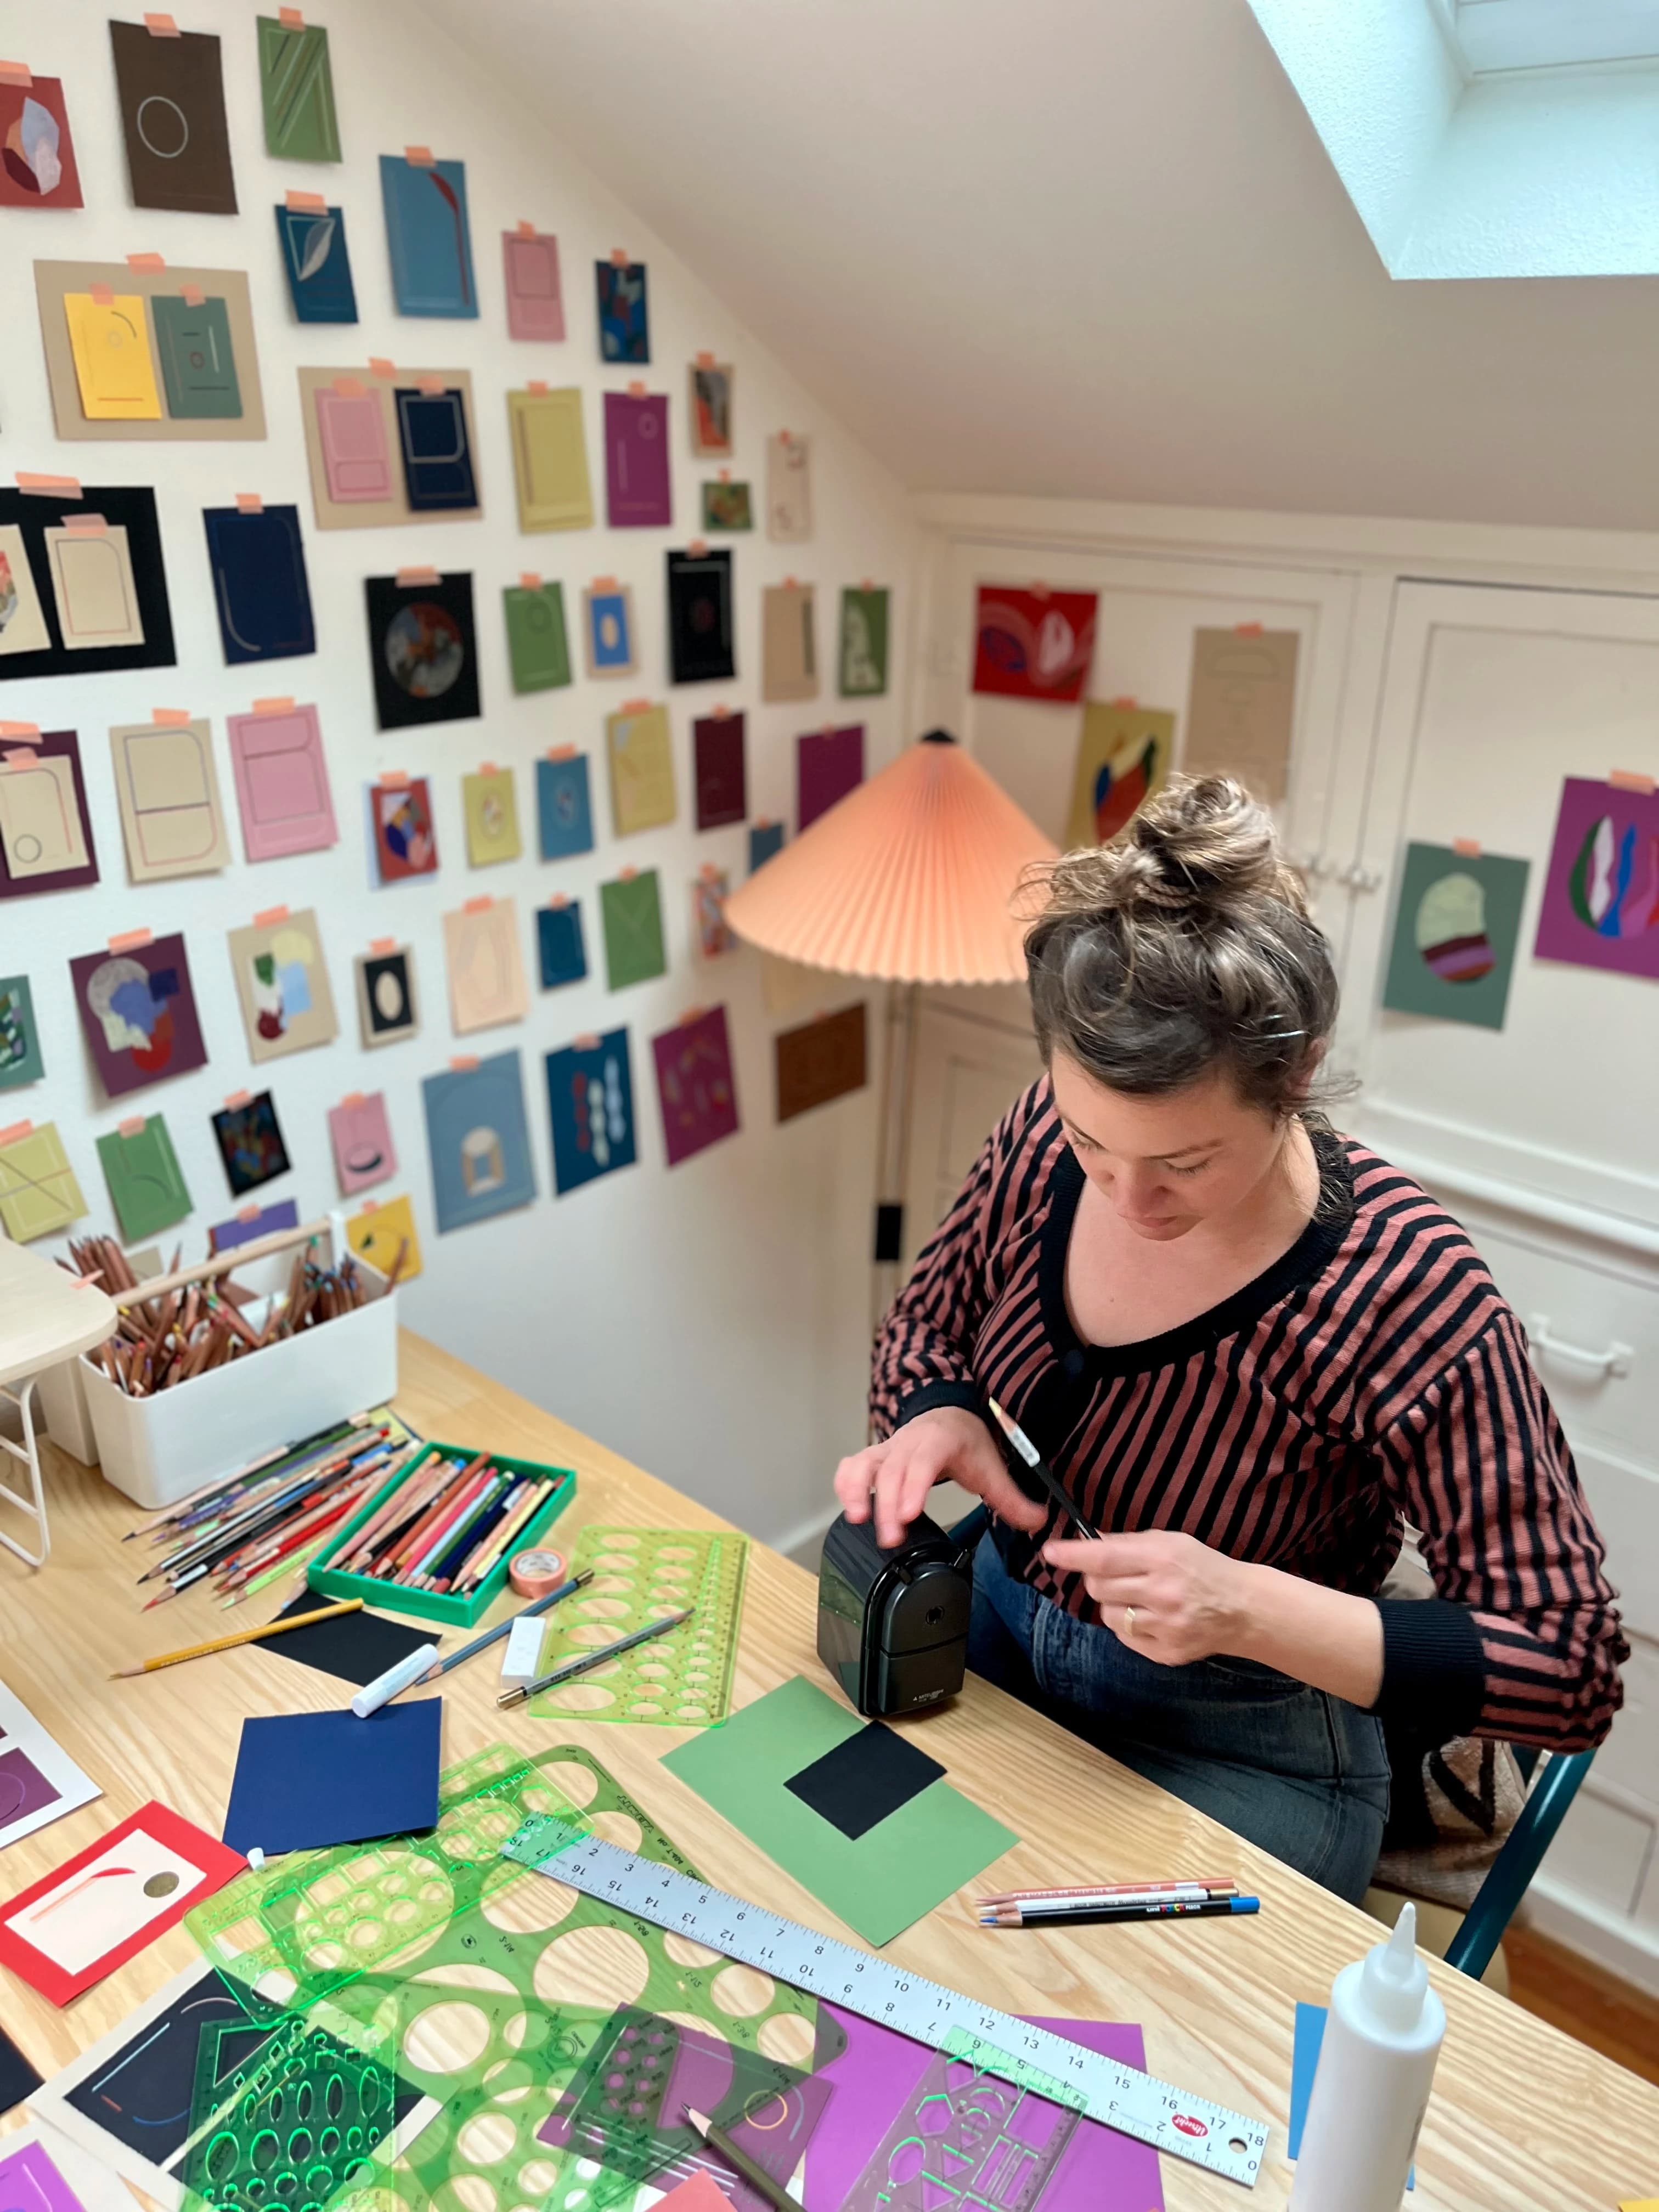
462, 768, 521, 868
507, 387, 594, 532
0, 1123, 86, 1243
64, 292, 162, 420
346, 1192, 423, 1283
606, 702, 676, 837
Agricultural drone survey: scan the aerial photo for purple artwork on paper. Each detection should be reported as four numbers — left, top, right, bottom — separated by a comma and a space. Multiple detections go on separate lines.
1533, 774, 1659, 981
603, 391, 672, 528
652, 1005, 738, 1167
0, 1743, 62, 1828
0, 2136, 87, 2212
68, 932, 208, 1099
803, 2008, 1165, 2212
797, 722, 864, 831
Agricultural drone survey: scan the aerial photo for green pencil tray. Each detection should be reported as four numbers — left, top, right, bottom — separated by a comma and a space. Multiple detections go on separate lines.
307, 1441, 577, 1628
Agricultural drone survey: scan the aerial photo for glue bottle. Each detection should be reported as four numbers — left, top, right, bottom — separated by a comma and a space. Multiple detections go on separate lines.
1290, 1901, 1445, 2211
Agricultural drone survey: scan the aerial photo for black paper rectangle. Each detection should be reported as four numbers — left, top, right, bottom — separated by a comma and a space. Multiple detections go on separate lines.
785, 1722, 946, 1841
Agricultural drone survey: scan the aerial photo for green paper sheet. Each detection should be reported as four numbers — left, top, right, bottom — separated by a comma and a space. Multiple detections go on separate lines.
1381, 840, 1531, 1032
662, 1674, 1018, 1947
151, 296, 243, 421
96, 1115, 191, 1242
600, 870, 666, 989
257, 15, 342, 161
504, 580, 572, 693
839, 586, 889, 697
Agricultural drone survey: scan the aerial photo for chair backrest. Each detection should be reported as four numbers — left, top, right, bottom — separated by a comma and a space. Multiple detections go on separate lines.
1442, 1748, 1596, 1979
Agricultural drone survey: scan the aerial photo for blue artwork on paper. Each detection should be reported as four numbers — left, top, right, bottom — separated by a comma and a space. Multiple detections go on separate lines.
535, 755, 595, 860
275, 202, 358, 322
379, 154, 478, 318
594, 259, 648, 363
421, 1048, 535, 1233
394, 388, 477, 511
749, 821, 785, 873
537, 902, 586, 990
546, 1029, 636, 1195
202, 504, 315, 664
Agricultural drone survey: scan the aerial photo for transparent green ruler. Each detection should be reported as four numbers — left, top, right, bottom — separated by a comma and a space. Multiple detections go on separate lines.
503, 1814, 1269, 2188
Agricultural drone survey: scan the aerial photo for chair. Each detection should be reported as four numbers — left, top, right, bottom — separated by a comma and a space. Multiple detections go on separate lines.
946, 1503, 1593, 1982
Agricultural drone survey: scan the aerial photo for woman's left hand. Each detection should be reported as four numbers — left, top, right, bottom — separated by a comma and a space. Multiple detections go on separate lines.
1042, 1531, 1257, 1667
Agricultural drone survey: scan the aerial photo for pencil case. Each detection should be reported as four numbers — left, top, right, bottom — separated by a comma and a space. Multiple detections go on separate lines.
307, 1440, 577, 1628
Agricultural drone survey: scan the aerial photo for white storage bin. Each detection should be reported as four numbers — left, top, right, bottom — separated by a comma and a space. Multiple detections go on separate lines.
77, 1232, 399, 1510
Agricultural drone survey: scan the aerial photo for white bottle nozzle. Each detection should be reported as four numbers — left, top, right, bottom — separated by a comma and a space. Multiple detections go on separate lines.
1361, 1900, 1430, 2030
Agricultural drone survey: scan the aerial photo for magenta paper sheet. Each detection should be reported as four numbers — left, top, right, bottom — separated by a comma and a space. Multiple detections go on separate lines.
1533, 774, 1659, 981
797, 723, 864, 831
804, 2007, 1165, 2212
603, 391, 671, 527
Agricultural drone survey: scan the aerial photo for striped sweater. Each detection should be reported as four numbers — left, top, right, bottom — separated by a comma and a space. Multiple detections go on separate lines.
871, 1081, 1626, 1750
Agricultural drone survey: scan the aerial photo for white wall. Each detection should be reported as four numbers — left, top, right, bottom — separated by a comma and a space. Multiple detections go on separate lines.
0, 0, 921, 1544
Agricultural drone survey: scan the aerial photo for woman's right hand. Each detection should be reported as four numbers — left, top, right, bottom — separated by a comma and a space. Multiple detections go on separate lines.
833, 1407, 1051, 1550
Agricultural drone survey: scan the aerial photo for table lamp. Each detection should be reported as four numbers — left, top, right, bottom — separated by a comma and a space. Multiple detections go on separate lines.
724, 730, 1058, 1316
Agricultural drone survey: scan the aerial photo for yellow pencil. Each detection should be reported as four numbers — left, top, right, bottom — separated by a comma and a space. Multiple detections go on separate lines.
111, 1598, 364, 1677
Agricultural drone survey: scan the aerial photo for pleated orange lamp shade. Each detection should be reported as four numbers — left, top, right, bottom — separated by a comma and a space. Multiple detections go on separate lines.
724, 732, 1059, 985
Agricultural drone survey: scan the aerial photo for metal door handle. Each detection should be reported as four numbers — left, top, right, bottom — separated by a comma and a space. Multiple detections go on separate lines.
1529, 1315, 1632, 1379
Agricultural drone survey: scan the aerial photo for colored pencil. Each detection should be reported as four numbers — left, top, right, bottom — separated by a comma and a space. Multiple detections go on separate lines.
112, 1599, 364, 1677
452, 1481, 549, 1593
979, 1877, 1238, 1906
987, 1396, 1101, 1542
419, 1571, 594, 1683
981, 1895, 1260, 1929
681, 2110, 795, 2212
498, 1607, 693, 1708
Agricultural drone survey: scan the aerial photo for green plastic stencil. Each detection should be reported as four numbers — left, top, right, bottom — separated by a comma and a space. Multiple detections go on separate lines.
187, 1741, 596, 2015
527, 1527, 747, 1726
940, 2028, 1089, 2112
178, 2009, 412, 2212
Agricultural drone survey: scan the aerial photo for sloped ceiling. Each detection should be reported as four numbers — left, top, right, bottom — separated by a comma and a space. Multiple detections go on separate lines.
444, 0, 1659, 531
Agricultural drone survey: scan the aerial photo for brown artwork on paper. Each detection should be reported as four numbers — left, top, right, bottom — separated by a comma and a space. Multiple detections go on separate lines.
775, 1002, 867, 1122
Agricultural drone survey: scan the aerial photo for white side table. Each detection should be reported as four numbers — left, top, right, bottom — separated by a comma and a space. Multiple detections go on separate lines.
0, 1240, 118, 1566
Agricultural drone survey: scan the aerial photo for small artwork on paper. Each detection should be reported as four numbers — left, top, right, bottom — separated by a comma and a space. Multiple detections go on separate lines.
1064, 702, 1173, 850
276, 203, 357, 322
0, 744, 94, 886
0, 78, 82, 207
211, 1091, 290, 1197
582, 583, 636, 680
69, 935, 208, 1099
1184, 626, 1301, 803
701, 479, 752, 533
653, 1006, 738, 1167
329, 1091, 396, 1195
1383, 843, 1531, 1031
373, 778, 438, 882
693, 871, 733, 960
0, 526, 52, 658
973, 585, 1097, 703
0, 1123, 85, 1244
422, 1050, 536, 1233
210, 1198, 298, 1255
689, 362, 733, 457
776, 1002, 868, 1122
545, 1029, 636, 1195
839, 588, 889, 698
0, 1681, 99, 1851
1534, 775, 1659, 982
0, 974, 45, 1090
595, 259, 649, 363
364, 573, 481, 731
227, 908, 338, 1062
346, 1193, 422, 1283
354, 945, 419, 1048
443, 899, 528, 1035
537, 755, 595, 860
765, 432, 811, 543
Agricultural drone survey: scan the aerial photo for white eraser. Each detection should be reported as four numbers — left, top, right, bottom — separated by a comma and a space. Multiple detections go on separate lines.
500, 1615, 546, 1690
352, 1643, 441, 1719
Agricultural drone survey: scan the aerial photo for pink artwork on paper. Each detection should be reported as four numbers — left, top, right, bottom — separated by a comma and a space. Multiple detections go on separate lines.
227, 705, 336, 861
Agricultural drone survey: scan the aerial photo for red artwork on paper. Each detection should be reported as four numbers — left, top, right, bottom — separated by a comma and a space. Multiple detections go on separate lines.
972, 586, 1097, 703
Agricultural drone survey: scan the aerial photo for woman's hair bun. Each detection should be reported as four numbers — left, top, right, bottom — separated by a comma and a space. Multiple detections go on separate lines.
1041, 775, 1309, 924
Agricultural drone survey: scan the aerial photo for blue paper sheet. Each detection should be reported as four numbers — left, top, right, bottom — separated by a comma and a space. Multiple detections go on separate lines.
222, 1700, 442, 1856
1291, 2001, 1414, 2188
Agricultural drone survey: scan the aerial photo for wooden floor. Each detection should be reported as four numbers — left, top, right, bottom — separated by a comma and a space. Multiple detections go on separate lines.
1505, 1923, 1659, 2089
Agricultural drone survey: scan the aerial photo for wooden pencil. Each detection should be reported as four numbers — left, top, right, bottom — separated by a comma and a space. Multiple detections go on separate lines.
112, 1599, 364, 1677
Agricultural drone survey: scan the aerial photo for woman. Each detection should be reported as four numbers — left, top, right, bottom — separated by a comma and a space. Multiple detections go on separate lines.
834, 776, 1626, 1900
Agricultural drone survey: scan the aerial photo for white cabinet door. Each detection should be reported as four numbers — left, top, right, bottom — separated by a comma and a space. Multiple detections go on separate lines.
1347, 580, 1659, 1971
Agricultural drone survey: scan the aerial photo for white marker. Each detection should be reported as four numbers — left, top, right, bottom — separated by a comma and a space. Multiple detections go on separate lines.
352, 1643, 441, 1718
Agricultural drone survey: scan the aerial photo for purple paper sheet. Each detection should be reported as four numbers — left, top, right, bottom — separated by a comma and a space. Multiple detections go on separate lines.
68, 933, 207, 1099
797, 723, 864, 831
604, 392, 672, 527
0, 2137, 87, 2212
0, 1744, 62, 1827
804, 2008, 1165, 2212
1533, 774, 1659, 981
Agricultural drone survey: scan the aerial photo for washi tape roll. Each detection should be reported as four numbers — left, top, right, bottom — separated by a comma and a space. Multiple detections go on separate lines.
509, 1547, 567, 1598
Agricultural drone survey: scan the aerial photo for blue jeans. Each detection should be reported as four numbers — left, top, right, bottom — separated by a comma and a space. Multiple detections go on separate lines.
969, 1533, 1390, 1902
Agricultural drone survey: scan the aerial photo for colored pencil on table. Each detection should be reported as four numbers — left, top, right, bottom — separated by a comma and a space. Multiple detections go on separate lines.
453, 1481, 549, 1593
427, 1477, 522, 1591
403, 1466, 500, 1584
981, 1896, 1260, 1929
112, 1599, 364, 1677
337, 1453, 454, 1569
979, 1877, 1238, 1906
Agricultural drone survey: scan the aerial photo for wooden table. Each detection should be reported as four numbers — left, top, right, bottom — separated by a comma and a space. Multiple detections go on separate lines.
2, 1328, 1655, 2209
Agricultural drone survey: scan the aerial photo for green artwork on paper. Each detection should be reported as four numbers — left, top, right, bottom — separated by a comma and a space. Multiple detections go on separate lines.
504, 580, 572, 694
0, 974, 44, 1090
600, 871, 666, 990
152, 295, 243, 420
839, 586, 889, 697
662, 1673, 1018, 1947
1381, 842, 1531, 1032
257, 15, 342, 161
96, 1114, 192, 1242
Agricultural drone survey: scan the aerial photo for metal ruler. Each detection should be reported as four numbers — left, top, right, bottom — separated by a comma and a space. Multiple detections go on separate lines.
502, 1814, 1268, 2188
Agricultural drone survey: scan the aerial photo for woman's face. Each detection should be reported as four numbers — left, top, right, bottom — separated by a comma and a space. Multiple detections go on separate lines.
1048, 1051, 1294, 1242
